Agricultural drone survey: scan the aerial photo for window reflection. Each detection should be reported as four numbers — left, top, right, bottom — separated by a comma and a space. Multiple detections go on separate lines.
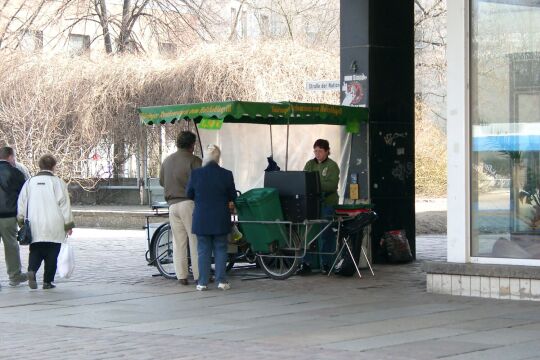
471, 0, 540, 258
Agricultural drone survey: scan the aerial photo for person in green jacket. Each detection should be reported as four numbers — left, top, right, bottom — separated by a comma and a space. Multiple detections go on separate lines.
297, 139, 340, 275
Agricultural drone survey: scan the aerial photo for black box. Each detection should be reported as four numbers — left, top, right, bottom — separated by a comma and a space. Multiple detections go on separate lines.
264, 171, 321, 222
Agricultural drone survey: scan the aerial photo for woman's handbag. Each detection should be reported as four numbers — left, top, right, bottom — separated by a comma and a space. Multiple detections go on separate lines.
17, 181, 32, 245
17, 219, 32, 245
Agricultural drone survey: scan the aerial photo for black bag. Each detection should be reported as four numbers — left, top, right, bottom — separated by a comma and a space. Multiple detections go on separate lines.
380, 230, 413, 263
17, 180, 32, 246
334, 234, 360, 277
17, 219, 32, 245
264, 156, 280, 172
334, 212, 378, 276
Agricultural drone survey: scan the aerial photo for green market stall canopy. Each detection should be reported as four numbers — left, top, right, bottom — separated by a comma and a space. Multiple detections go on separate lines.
138, 101, 368, 133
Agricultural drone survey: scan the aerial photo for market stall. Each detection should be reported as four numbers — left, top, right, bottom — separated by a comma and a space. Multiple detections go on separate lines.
139, 101, 374, 280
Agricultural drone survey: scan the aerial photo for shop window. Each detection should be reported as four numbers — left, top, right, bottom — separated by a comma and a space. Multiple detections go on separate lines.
471, 0, 540, 259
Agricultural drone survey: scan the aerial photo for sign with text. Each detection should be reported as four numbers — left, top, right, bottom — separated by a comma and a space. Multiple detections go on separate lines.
305, 80, 340, 92
199, 118, 223, 130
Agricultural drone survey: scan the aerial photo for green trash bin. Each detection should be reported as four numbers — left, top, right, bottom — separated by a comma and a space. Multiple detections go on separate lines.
235, 188, 288, 253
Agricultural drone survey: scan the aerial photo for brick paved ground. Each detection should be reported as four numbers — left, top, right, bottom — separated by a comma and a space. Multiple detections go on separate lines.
0, 229, 447, 285
1, 230, 540, 359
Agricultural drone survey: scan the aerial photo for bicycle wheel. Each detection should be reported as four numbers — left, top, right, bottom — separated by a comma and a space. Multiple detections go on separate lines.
153, 224, 177, 279
257, 229, 302, 280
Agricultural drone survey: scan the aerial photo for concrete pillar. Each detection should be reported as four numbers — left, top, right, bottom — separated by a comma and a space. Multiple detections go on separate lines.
341, 0, 415, 262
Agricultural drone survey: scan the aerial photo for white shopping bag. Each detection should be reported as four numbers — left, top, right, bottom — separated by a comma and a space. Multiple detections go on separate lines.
57, 243, 75, 279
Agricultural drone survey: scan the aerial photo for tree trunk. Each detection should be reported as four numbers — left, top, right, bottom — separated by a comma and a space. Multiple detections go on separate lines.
117, 0, 131, 52
97, 0, 113, 53
113, 138, 125, 179
229, 0, 245, 40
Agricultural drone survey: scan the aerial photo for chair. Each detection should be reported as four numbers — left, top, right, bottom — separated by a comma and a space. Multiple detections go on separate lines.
329, 211, 377, 278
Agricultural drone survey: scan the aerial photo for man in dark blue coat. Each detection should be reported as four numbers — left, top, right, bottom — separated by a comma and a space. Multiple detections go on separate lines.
186, 145, 237, 291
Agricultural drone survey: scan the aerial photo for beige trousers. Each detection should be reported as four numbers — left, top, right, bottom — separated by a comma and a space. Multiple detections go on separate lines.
0, 217, 24, 281
169, 200, 199, 280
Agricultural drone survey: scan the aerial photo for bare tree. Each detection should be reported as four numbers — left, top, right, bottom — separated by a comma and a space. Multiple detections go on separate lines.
0, 0, 220, 53
0, 54, 107, 185
229, 0, 246, 40
225, 0, 339, 49
414, 0, 447, 126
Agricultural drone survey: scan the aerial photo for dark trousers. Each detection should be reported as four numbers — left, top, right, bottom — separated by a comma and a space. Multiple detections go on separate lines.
303, 205, 336, 268
28, 242, 61, 283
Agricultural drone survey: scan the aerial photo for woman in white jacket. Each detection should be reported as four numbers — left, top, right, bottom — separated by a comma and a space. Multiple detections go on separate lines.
17, 155, 74, 289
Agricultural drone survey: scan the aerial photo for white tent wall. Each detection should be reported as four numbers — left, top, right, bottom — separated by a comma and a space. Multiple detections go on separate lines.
197, 123, 350, 201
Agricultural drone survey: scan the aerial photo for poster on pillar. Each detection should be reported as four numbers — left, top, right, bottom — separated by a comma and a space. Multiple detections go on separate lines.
342, 74, 368, 107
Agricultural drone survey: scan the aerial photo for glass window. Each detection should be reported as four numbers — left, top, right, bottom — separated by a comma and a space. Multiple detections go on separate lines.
231, 7, 236, 34
261, 15, 270, 36
158, 42, 177, 57
20, 30, 43, 52
68, 34, 90, 55
471, 1, 540, 258
241, 11, 248, 38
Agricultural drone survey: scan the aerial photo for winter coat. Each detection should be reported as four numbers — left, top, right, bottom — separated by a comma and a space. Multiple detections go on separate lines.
304, 157, 340, 206
17, 171, 75, 244
186, 161, 237, 236
0, 160, 26, 218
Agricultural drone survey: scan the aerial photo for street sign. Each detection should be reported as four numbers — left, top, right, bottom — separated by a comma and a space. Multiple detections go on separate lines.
305, 80, 340, 92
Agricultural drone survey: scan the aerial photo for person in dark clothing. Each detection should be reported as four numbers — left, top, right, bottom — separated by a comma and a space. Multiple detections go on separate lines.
186, 145, 237, 291
0, 146, 28, 288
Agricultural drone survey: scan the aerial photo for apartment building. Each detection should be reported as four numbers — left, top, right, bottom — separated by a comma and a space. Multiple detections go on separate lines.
0, 0, 203, 56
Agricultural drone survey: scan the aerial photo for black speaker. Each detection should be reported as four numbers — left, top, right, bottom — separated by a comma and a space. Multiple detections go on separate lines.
264, 171, 321, 222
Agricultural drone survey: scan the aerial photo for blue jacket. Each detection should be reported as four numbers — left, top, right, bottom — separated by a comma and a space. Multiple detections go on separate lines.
186, 162, 237, 236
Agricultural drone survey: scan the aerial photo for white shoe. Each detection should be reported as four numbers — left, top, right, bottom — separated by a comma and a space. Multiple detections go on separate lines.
217, 282, 230, 291
196, 285, 208, 291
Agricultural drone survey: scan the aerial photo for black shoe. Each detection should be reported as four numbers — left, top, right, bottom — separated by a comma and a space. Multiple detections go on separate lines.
43, 282, 56, 289
320, 264, 330, 275
28, 271, 37, 289
296, 263, 312, 276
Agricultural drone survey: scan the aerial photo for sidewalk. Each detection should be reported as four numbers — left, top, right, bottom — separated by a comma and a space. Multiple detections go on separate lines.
1, 230, 540, 359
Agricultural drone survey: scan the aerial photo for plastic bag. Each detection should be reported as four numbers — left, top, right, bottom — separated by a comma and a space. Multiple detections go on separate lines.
230, 224, 243, 243
57, 243, 75, 279
380, 230, 413, 263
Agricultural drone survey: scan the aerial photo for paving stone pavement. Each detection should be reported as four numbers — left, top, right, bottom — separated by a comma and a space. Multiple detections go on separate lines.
1, 230, 540, 359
